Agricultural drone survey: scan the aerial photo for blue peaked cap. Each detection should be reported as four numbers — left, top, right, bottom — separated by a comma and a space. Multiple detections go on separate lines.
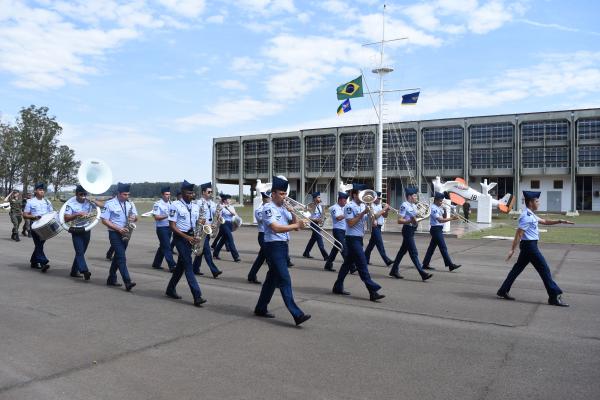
272, 175, 289, 192
117, 182, 131, 193
523, 190, 541, 200
181, 180, 194, 191
405, 187, 418, 196
434, 191, 445, 200
338, 192, 349, 199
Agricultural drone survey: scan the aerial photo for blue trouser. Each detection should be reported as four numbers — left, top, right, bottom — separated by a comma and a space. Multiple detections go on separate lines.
211, 228, 224, 248
422, 226, 454, 267
106, 245, 114, 258
334, 236, 382, 294
325, 228, 346, 267
213, 221, 239, 260
364, 225, 392, 264
107, 230, 132, 284
30, 230, 49, 265
390, 225, 426, 277
168, 235, 202, 299
193, 236, 220, 274
304, 223, 328, 259
70, 231, 91, 274
255, 241, 303, 318
152, 226, 176, 269
498, 240, 562, 298
248, 232, 267, 280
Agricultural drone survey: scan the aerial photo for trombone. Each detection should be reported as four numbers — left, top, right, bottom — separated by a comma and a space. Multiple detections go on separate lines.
284, 197, 343, 252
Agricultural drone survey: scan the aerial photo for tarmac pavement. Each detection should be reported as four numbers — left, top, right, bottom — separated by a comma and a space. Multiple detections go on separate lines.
1, 219, 599, 400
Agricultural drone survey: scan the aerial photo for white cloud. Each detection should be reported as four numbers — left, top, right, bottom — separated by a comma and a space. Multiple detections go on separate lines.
206, 14, 225, 24
194, 66, 210, 75
519, 19, 600, 36
175, 98, 284, 129
234, 0, 296, 15
216, 80, 248, 90
230, 57, 264, 74
0, 0, 207, 90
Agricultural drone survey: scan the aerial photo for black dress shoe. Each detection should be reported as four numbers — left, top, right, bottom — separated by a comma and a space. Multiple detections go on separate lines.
448, 264, 462, 271
254, 310, 275, 318
248, 278, 261, 284
423, 265, 436, 270
30, 263, 41, 269
165, 290, 182, 299
193, 271, 204, 276
106, 281, 123, 287
83, 271, 91, 281
332, 289, 351, 295
324, 266, 337, 272
11, 233, 16, 241
152, 266, 165, 270
287, 261, 294, 267
293, 313, 311, 326
302, 253, 314, 259
194, 297, 207, 307
389, 272, 404, 279
496, 290, 515, 300
385, 260, 394, 266
369, 292, 385, 302
15, 234, 21, 242
105, 255, 112, 261
548, 294, 569, 307
40, 263, 50, 273
70, 272, 82, 278
125, 282, 136, 291
213, 254, 221, 260
169, 268, 176, 273
421, 273, 433, 281
233, 258, 241, 263
212, 270, 222, 279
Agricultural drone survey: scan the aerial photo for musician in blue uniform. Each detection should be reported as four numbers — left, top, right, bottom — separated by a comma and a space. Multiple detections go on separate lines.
302, 192, 329, 261
332, 184, 385, 302
151, 186, 177, 272
23, 183, 53, 272
364, 192, 394, 266
324, 192, 349, 272
165, 180, 207, 307
421, 192, 461, 271
254, 176, 311, 326
63, 185, 94, 280
389, 187, 433, 281
248, 190, 271, 284
497, 191, 572, 306
193, 182, 222, 278
101, 182, 138, 291
212, 194, 241, 262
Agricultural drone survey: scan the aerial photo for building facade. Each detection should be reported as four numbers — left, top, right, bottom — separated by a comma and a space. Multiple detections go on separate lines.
213, 108, 600, 212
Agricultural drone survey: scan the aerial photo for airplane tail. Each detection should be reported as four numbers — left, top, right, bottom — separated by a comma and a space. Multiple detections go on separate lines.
497, 193, 514, 213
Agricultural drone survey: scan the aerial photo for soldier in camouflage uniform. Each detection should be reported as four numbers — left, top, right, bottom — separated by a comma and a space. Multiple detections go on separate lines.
5, 190, 23, 241
21, 193, 32, 237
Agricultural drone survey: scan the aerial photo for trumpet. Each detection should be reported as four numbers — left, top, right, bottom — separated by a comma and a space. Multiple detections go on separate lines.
284, 197, 343, 252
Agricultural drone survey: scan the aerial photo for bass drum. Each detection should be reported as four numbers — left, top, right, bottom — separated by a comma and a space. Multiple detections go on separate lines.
32, 212, 64, 240
232, 215, 243, 231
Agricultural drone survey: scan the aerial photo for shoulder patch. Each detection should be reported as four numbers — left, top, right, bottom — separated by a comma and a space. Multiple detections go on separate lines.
265, 209, 272, 217
169, 209, 176, 217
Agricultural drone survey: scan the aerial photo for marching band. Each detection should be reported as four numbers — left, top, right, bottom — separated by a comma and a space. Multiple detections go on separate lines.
4, 170, 575, 327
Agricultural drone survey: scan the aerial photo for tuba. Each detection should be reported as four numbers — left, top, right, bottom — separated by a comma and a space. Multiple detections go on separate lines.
58, 159, 113, 233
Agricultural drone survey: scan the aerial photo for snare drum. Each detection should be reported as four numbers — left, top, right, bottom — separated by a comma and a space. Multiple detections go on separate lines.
32, 212, 63, 240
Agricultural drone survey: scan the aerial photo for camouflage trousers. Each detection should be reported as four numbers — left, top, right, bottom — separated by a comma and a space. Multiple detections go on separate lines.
10, 212, 22, 235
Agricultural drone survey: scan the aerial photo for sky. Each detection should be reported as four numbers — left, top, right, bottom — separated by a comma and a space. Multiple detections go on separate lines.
1, 0, 599, 185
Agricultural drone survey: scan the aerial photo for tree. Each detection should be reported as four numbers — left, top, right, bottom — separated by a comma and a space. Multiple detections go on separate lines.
17, 105, 61, 192
0, 123, 22, 194
51, 145, 80, 198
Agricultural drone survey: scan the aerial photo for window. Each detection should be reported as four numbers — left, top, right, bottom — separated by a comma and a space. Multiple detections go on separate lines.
341, 132, 374, 151
470, 123, 514, 145
342, 153, 373, 171
306, 155, 335, 172
545, 147, 569, 168
531, 180, 540, 189
577, 119, 600, 140
578, 145, 600, 167
273, 137, 300, 155
471, 149, 490, 169
305, 135, 336, 153
522, 147, 545, 168
384, 129, 417, 148
553, 180, 563, 189
521, 120, 569, 142
423, 126, 463, 147
492, 148, 513, 168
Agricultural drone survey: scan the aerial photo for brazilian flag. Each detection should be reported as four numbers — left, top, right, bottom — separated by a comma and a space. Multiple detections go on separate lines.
336, 76, 363, 100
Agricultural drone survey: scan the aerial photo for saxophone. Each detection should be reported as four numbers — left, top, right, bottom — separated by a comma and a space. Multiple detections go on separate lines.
210, 203, 224, 238
192, 216, 212, 256
122, 200, 136, 242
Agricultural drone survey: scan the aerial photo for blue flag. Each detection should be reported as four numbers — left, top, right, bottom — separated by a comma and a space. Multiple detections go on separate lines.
401, 91, 420, 105
337, 99, 351, 115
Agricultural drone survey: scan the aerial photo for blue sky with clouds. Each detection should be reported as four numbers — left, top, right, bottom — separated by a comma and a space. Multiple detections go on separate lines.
1, 0, 599, 184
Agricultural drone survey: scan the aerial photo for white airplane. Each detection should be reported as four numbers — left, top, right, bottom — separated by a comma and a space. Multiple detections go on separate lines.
0, 202, 10, 209
432, 176, 514, 213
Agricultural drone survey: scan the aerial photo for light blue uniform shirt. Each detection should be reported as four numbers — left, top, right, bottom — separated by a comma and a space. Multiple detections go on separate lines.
64, 197, 95, 228
399, 201, 418, 227
344, 201, 367, 237
310, 204, 323, 219
199, 198, 216, 223
24, 197, 53, 217
519, 207, 541, 241
330, 204, 347, 230
152, 199, 171, 228
255, 203, 266, 233
429, 204, 445, 227
221, 205, 234, 222
101, 198, 138, 230
168, 200, 200, 232
263, 202, 292, 242
371, 203, 385, 226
